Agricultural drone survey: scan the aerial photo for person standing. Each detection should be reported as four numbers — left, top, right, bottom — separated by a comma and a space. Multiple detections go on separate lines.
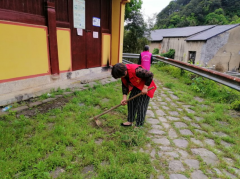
138, 45, 154, 70
111, 63, 157, 128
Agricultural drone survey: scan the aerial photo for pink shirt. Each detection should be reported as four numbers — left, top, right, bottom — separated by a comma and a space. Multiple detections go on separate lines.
140, 51, 152, 70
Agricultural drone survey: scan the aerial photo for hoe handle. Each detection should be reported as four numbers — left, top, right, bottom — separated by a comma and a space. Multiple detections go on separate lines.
93, 86, 154, 119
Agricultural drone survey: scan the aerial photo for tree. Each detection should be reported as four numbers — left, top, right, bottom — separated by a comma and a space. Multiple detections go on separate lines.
125, 0, 143, 21
230, 15, 240, 24
154, 0, 240, 28
205, 8, 228, 25
123, 11, 148, 53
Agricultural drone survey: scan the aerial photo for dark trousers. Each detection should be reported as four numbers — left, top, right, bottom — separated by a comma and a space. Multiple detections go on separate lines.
127, 87, 150, 126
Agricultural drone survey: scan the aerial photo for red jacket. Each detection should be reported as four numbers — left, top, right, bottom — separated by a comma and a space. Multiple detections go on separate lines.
121, 64, 157, 98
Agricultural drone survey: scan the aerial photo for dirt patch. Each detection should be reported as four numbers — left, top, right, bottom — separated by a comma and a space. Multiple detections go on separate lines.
95, 138, 103, 145
50, 167, 65, 178
102, 98, 110, 103
81, 165, 96, 179
229, 110, 240, 118
19, 97, 72, 117
47, 123, 55, 130
66, 146, 74, 151
100, 161, 109, 166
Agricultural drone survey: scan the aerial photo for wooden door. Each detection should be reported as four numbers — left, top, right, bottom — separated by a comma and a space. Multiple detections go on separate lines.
69, 0, 111, 70
69, 0, 86, 70
85, 0, 101, 68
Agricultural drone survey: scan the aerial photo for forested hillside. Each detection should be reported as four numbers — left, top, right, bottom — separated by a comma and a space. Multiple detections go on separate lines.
155, 0, 240, 29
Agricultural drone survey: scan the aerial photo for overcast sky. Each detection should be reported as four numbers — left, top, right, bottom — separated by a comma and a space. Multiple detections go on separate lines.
141, 0, 172, 21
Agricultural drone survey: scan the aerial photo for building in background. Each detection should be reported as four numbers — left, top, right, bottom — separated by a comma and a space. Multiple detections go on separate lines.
149, 24, 240, 72
0, 0, 130, 100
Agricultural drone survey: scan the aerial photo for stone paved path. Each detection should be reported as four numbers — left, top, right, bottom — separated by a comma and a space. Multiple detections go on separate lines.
142, 80, 239, 179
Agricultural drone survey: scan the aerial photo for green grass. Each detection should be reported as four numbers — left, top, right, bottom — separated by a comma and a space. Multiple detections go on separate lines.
0, 82, 152, 179
1, 65, 240, 178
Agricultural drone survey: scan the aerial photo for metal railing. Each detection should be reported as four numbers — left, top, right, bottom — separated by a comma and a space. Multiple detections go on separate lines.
122, 53, 240, 91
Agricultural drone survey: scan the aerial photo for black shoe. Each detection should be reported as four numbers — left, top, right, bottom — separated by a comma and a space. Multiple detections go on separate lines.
121, 123, 132, 127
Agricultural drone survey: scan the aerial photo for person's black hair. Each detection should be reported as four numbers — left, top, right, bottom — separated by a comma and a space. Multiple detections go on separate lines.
144, 45, 149, 51
111, 63, 127, 79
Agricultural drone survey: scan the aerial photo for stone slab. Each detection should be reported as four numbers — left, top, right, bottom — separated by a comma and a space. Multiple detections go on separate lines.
159, 146, 173, 151
167, 116, 180, 121
169, 160, 185, 172
213, 168, 222, 175
222, 169, 237, 179
186, 109, 195, 113
223, 157, 234, 166
147, 110, 155, 117
182, 116, 192, 121
194, 97, 204, 102
150, 102, 157, 106
152, 138, 170, 146
184, 159, 199, 169
164, 152, 179, 158
165, 98, 172, 102
180, 129, 193, 136
162, 123, 170, 129
42, 98, 56, 103
205, 139, 215, 146
173, 139, 188, 148
147, 118, 160, 125
153, 106, 159, 109
170, 94, 179, 100
152, 125, 163, 130
169, 129, 178, 139
159, 117, 167, 122
162, 106, 170, 110
191, 148, 219, 166
182, 105, 192, 108
169, 111, 179, 116
169, 174, 188, 179
177, 149, 189, 158
12, 105, 28, 112
195, 117, 204, 121
148, 129, 165, 135
174, 122, 188, 128
229, 167, 240, 176
195, 129, 207, 135
191, 170, 208, 179
191, 123, 201, 128
156, 109, 166, 116
160, 102, 167, 105
191, 138, 203, 146
29, 101, 42, 107
212, 132, 228, 137
150, 149, 156, 158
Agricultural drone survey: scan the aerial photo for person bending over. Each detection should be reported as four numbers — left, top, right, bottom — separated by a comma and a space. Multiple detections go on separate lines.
111, 63, 157, 127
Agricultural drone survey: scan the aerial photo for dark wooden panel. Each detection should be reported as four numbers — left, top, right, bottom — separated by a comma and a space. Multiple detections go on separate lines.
56, 21, 70, 28
55, 0, 69, 22
86, 0, 101, 68
0, 8, 46, 26
68, 0, 87, 70
0, 0, 45, 16
46, 1, 59, 74
101, 0, 111, 33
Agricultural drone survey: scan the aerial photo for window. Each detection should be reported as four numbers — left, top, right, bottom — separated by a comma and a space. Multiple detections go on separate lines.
188, 51, 196, 64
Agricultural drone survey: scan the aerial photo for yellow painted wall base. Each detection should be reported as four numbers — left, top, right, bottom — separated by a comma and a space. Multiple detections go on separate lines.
57, 28, 72, 72
102, 34, 111, 66
0, 21, 49, 81
111, 0, 129, 65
